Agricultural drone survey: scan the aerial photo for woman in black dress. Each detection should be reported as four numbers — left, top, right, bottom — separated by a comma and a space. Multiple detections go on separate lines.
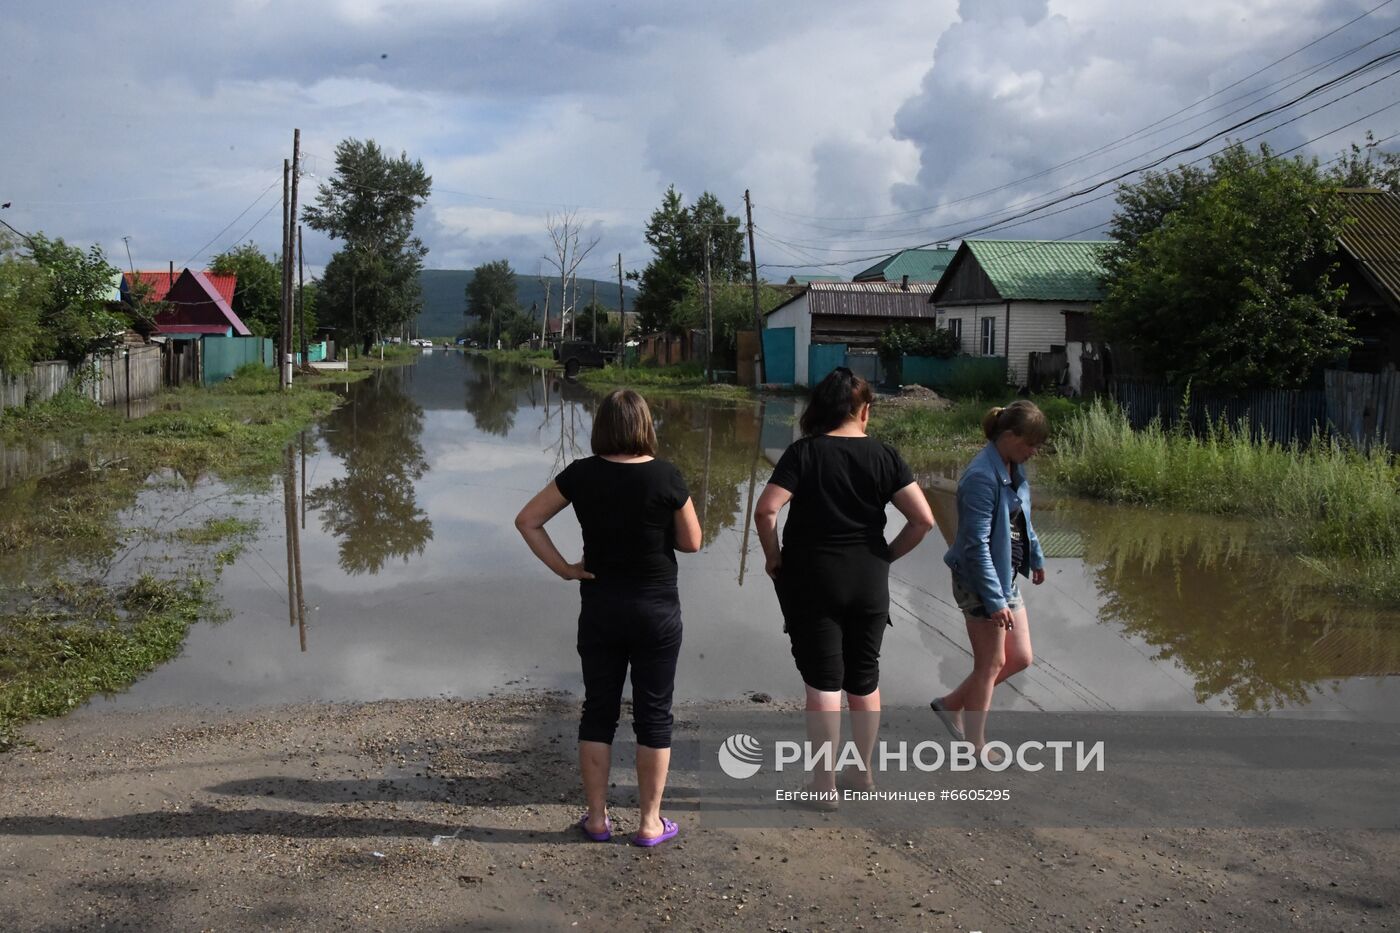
754, 368, 934, 801
516, 389, 702, 846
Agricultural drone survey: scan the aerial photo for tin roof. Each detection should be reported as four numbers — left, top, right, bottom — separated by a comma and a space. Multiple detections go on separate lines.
124, 270, 237, 305
768, 280, 939, 319
1336, 189, 1400, 309
854, 247, 956, 283
933, 240, 1112, 303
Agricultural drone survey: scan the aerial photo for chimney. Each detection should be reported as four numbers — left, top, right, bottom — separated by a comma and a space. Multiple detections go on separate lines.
936, 242, 949, 250
901, 274, 909, 291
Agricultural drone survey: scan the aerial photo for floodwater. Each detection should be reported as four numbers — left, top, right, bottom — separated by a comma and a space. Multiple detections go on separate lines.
5, 351, 1399, 720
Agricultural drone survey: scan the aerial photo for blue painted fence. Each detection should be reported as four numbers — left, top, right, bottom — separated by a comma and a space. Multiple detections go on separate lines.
902, 355, 1007, 394
808, 343, 847, 386
762, 327, 796, 385
202, 336, 273, 384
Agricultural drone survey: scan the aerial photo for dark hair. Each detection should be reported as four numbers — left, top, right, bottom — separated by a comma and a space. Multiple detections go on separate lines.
799, 367, 875, 437
591, 389, 658, 456
981, 399, 1049, 445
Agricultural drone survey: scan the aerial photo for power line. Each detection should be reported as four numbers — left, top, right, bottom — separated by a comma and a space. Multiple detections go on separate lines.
182, 176, 282, 266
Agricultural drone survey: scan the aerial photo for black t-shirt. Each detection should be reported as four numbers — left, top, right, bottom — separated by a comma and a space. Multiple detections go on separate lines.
554, 456, 691, 586
769, 435, 916, 554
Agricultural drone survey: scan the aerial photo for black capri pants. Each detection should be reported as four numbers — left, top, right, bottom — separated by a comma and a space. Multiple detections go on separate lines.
774, 546, 890, 695
577, 582, 683, 749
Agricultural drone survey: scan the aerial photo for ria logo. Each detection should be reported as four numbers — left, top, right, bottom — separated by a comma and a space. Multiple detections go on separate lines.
717, 733, 764, 779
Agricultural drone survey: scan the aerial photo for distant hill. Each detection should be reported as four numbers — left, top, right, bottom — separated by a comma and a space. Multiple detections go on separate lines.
416, 269, 637, 338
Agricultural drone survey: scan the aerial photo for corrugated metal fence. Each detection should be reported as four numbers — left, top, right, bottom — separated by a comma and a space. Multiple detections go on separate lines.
1111, 371, 1399, 449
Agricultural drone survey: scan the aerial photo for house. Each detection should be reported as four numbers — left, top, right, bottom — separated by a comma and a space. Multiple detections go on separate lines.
763, 280, 938, 386
1333, 189, 1400, 372
854, 245, 956, 284
138, 268, 252, 337
929, 239, 1112, 389
122, 269, 237, 306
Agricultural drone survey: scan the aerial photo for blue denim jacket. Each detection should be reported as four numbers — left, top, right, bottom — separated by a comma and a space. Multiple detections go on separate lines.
942, 442, 1044, 614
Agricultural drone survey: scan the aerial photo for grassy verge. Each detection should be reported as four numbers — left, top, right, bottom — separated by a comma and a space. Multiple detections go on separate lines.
468, 348, 557, 365
0, 366, 341, 748
869, 394, 1082, 463
1049, 400, 1400, 606
577, 362, 756, 402
0, 576, 213, 751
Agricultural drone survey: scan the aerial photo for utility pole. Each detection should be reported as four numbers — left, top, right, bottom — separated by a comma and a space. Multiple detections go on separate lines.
617, 253, 626, 368
703, 234, 714, 384
591, 279, 598, 344
280, 159, 290, 387
284, 129, 301, 388
297, 225, 306, 364
744, 188, 765, 384
570, 273, 578, 340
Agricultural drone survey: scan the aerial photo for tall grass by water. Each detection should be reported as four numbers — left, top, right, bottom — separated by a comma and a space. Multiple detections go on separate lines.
1049, 400, 1400, 604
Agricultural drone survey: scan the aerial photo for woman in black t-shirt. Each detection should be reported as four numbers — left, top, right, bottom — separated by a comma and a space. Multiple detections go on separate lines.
516, 389, 702, 847
754, 368, 935, 802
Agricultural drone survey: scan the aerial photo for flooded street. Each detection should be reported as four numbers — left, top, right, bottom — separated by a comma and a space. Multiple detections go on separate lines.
7, 350, 1399, 720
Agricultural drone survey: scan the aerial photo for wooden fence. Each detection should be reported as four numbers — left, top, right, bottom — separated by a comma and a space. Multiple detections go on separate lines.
1, 344, 179, 414
91, 346, 163, 407
1110, 370, 1399, 450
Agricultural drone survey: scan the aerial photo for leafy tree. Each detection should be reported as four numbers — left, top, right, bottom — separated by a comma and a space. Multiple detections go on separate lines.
465, 259, 520, 347
877, 324, 960, 367
1324, 131, 1400, 192
0, 233, 46, 373
575, 300, 623, 346
672, 280, 785, 366
1099, 142, 1352, 391
26, 234, 126, 363
633, 186, 748, 335
211, 242, 281, 338
303, 138, 432, 354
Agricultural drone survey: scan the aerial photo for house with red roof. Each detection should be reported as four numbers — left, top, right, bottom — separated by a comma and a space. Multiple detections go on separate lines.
123, 268, 251, 337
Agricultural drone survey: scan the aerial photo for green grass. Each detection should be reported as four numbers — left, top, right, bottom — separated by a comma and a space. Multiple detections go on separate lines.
469, 348, 556, 365
0, 576, 212, 751
1049, 399, 1400, 605
577, 362, 757, 402
170, 516, 259, 547
869, 394, 1083, 462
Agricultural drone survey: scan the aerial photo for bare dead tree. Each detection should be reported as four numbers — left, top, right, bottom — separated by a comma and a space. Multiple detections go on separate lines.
543, 210, 600, 340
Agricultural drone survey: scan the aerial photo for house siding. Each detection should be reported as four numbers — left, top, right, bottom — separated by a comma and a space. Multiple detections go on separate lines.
1005, 301, 1096, 384
766, 295, 812, 385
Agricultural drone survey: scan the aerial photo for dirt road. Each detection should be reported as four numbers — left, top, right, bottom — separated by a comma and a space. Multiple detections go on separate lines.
1, 694, 1394, 931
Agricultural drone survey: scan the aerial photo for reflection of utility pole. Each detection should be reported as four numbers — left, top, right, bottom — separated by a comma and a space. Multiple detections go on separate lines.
282, 443, 307, 651
738, 400, 765, 585
700, 406, 712, 535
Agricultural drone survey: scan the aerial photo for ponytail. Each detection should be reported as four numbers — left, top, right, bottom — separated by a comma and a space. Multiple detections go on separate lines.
982, 399, 1048, 445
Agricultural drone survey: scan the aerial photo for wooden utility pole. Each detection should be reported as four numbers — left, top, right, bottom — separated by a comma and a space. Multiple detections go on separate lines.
285, 129, 300, 387
542, 282, 552, 347
591, 279, 598, 344
703, 235, 714, 383
297, 225, 306, 363
744, 189, 765, 384
617, 253, 626, 368
570, 273, 578, 340
280, 159, 290, 388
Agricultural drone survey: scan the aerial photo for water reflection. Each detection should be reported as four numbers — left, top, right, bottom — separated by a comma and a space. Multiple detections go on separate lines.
306, 368, 433, 575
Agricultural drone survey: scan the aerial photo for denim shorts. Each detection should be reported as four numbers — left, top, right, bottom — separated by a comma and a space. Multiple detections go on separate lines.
950, 573, 1024, 618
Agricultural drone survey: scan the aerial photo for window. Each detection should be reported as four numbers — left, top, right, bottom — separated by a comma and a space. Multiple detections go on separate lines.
980, 317, 996, 356
946, 317, 962, 350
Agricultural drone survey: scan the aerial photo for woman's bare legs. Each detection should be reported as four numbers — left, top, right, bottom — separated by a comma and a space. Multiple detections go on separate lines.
844, 688, 881, 790
634, 745, 672, 839
579, 740, 611, 834
940, 607, 1032, 748
805, 684, 843, 794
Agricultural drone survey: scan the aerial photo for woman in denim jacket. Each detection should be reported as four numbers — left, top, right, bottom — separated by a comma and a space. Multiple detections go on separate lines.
931, 401, 1048, 762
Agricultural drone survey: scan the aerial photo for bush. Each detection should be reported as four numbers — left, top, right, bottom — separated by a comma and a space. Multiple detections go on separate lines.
877, 324, 960, 364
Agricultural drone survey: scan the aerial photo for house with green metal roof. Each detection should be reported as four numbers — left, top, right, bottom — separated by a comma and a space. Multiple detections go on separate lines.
853, 246, 956, 284
929, 239, 1112, 389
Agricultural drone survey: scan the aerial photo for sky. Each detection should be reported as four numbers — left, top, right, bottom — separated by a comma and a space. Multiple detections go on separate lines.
3, 0, 1399, 284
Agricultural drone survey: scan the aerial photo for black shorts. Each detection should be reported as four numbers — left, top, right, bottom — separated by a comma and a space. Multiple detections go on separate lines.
774, 546, 890, 695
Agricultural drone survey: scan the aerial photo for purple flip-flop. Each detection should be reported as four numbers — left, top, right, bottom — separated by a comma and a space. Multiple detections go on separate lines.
578, 814, 612, 842
630, 817, 679, 848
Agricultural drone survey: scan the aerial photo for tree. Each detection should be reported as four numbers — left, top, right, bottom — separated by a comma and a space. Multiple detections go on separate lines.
1324, 131, 1400, 192
211, 242, 287, 338
632, 186, 747, 335
465, 259, 519, 348
575, 300, 623, 347
542, 211, 599, 338
1099, 142, 1352, 391
672, 280, 785, 365
303, 138, 432, 353
0, 233, 46, 373
26, 234, 126, 364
